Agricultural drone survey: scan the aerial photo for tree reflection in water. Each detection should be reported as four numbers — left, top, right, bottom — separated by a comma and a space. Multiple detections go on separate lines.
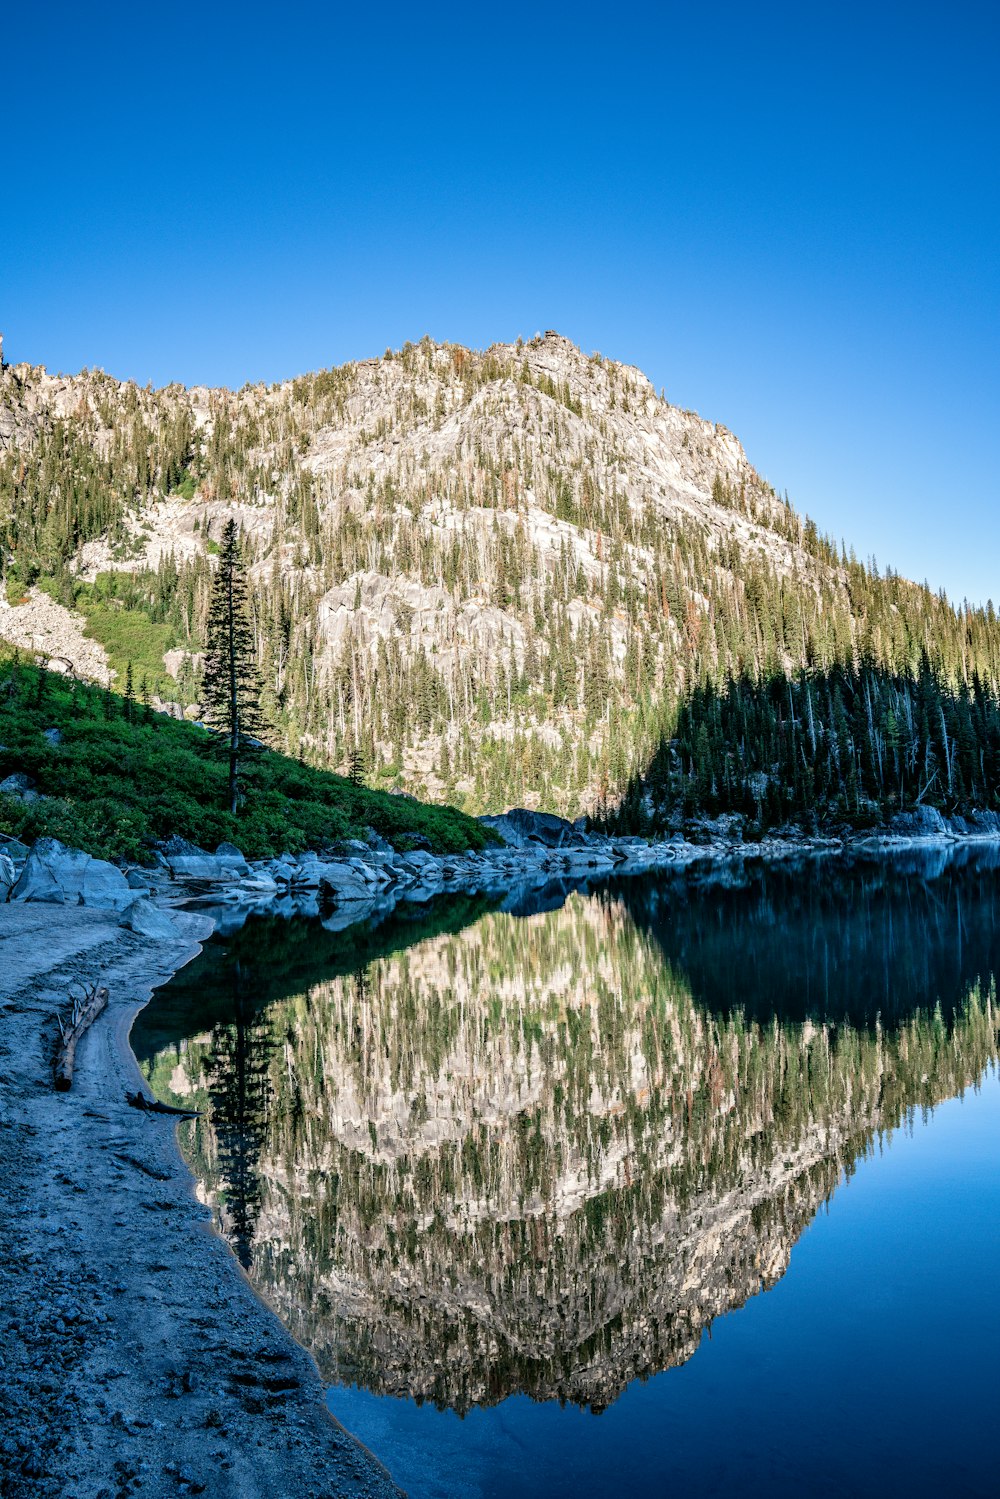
136, 848, 1000, 1414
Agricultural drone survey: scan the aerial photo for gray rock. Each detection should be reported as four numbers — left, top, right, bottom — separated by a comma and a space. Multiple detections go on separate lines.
288, 859, 322, 888
120, 898, 179, 940
889, 806, 948, 838
163, 840, 241, 881
479, 815, 581, 851
0, 851, 15, 901
362, 829, 395, 854
399, 849, 440, 870
480, 808, 584, 849
11, 838, 134, 910
314, 861, 377, 902
214, 842, 249, 874
0, 772, 34, 796
42, 727, 63, 746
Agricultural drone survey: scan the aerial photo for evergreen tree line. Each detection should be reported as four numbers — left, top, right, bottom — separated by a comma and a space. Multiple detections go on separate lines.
3, 344, 1000, 823
608, 657, 1000, 834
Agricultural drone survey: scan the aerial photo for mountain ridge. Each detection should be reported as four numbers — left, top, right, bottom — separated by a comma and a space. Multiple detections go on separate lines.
2, 331, 998, 826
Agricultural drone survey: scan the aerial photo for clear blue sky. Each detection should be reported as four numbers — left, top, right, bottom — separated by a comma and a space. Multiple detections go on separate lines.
6, 1, 998, 605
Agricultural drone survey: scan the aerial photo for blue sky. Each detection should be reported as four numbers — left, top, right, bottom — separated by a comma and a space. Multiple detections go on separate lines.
6, 2, 998, 604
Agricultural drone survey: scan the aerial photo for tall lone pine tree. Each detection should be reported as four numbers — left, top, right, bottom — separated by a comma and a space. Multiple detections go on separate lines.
201, 519, 262, 814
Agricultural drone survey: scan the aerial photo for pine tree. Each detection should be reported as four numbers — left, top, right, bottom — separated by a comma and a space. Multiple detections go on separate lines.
348, 741, 366, 788
123, 661, 135, 724
201, 519, 262, 814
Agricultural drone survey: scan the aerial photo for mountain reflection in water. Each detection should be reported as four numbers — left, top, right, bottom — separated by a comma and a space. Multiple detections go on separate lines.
135, 849, 1000, 1420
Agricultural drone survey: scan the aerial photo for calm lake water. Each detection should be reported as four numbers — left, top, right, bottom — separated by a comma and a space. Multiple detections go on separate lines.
134, 849, 1000, 1498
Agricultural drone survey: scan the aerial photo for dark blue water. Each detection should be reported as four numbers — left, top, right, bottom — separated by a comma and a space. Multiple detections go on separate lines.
136, 850, 1000, 1498
330, 1077, 1000, 1498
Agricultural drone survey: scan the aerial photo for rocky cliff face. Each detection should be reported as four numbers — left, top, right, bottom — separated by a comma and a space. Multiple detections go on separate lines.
0, 334, 849, 813
5, 333, 992, 823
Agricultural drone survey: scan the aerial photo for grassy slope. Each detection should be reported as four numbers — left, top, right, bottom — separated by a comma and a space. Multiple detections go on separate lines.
0, 655, 494, 861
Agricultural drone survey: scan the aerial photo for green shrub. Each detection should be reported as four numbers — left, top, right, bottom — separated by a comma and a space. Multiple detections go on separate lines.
0, 653, 494, 863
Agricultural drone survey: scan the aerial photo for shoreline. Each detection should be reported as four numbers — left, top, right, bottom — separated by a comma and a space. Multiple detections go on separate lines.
0, 903, 402, 1499
3, 825, 999, 1498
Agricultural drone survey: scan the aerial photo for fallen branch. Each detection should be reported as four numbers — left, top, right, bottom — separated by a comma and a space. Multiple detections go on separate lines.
53, 983, 108, 1091
126, 1090, 201, 1118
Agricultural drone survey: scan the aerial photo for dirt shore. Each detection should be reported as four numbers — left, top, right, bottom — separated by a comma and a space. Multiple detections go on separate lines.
0, 904, 402, 1499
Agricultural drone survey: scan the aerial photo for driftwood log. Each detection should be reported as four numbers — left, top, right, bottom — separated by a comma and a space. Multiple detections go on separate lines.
53, 983, 109, 1091
126, 1090, 201, 1118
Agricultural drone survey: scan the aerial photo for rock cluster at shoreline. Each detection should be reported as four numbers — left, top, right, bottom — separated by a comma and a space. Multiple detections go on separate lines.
4, 802, 1000, 937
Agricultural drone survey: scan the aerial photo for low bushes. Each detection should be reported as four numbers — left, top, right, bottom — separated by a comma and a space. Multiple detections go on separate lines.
0, 656, 493, 861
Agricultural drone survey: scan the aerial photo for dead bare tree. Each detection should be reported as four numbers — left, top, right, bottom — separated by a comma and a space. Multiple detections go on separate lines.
52, 983, 108, 1091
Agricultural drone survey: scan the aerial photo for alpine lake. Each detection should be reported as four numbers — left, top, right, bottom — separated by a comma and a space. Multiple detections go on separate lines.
133, 847, 1000, 1498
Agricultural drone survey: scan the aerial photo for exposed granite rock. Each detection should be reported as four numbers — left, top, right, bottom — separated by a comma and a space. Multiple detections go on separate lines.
1, 771, 35, 794
889, 806, 949, 837
11, 838, 133, 910
480, 807, 583, 848
119, 896, 183, 940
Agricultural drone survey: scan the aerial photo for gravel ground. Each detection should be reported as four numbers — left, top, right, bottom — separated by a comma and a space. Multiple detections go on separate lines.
0, 905, 403, 1499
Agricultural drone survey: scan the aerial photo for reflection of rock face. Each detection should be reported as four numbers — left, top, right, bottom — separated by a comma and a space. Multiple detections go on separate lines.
143, 865, 1000, 1414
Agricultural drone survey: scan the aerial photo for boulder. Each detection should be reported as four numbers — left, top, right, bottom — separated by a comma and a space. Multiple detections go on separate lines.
12, 838, 134, 910
0, 772, 34, 796
0, 851, 16, 901
159, 838, 241, 882
42, 727, 63, 746
888, 806, 948, 838
362, 830, 395, 855
239, 872, 280, 894
397, 850, 441, 875
215, 841, 249, 875
314, 861, 378, 902
120, 898, 180, 940
479, 808, 583, 849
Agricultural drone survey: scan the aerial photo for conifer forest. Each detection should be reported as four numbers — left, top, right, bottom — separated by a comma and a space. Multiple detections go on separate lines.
3, 331, 1000, 830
